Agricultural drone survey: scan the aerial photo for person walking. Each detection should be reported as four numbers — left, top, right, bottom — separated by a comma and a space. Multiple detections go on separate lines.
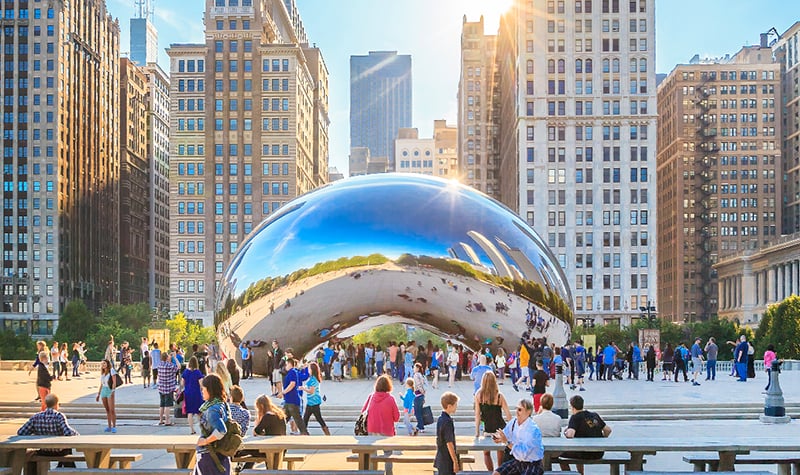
34, 351, 53, 411
602, 342, 616, 382
474, 371, 510, 472
195, 374, 232, 475
412, 362, 427, 433
573, 340, 586, 390
96, 359, 117, 433
157, 352, 178, 426
447, 346, 459, 388
71, 343, 81, 378
59, 343, 70, 381
430, 346, 441, 389
494, 348, 507, 385
301, 362, 330, 435
763, 344, 777, 391
279, 357, 308, 435
704, 337, 718, 381
645, 344, 657, 382
470, 355, 493, 394
362, 374, 400, 475
690, 338, 704, 386
239, 342, 252, 380
182, 356, 204, 434
661, 343, 674, 381
226, 359, 240, 388
674, 344, 688, 382
734, 335, 749, 382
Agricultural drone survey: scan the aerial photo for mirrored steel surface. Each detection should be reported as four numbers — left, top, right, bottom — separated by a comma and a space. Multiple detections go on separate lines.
216, 174, 572, 373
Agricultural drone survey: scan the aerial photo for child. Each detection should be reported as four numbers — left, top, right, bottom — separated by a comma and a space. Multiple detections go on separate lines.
141, 350, 151, 388
332, 357, 342, 382
434, 391, 460, 475
399, 378, 417, 435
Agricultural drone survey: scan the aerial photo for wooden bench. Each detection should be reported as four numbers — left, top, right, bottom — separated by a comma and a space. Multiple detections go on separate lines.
29, 453, 142, 475
231, 452, 307, 470
240, 471, 383, 475
551, 452, 635, 475
629, 472, 774, 475
683, 453, 800, 475
460, 472, 578, 475
346, 452, 475, 470
48, 470, 191, 475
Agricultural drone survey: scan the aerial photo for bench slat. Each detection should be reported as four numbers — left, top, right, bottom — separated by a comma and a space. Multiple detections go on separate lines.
48, 470, 191, 475
629, 472, 774, 475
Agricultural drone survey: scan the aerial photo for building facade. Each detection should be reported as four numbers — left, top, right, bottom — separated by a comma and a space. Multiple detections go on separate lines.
167, 0, 328, 325
715, 233, 800, 325
775, 23, 800, 234
119, 58, 150, 305
130, 0, 158, 67
657, 45, 781, 323
494, 0, 658, 325
458, 16, 500, 198
1, 0, 121, 335
143, 64, 171, 312
395, 122, 458, 179
350, 51, 412, 169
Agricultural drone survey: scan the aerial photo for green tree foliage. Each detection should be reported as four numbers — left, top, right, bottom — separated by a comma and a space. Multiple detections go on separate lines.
757, 295, 800, 359
0, 330, 37, 360
54, 299, 97, 344
352, 323, 408, 348
166, 312, 216, 350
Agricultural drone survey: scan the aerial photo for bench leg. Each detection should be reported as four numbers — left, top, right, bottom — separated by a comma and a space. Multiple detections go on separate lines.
629, 452, 646, 471
717, 451, 736, 472
1, 448, 26, 475
117, 460, 133, 469
610, 463, 620, 475
691, 462, 706, 472
172, 450, 196, 469
778, 464, 791, 475
81, 449, 111, 469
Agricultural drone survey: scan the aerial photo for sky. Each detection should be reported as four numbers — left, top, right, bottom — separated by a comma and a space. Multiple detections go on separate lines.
106, 0, 800, 176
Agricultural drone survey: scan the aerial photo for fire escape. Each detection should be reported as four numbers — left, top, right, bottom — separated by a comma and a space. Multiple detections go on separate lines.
695, 74, 717, 321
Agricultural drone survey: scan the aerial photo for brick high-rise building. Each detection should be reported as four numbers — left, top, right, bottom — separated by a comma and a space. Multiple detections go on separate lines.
167, 0, 328, 325
656, 45, 780, 323
493, 0, 658, 325
1, 0, 120, 335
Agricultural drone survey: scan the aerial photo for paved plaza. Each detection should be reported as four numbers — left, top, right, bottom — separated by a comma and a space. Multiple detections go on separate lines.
1, 366, 798, 473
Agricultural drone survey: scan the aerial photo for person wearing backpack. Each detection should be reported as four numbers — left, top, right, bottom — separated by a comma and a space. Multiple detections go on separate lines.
196, 373, 241, 475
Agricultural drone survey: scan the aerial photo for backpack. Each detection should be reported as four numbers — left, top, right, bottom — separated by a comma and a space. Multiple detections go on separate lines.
204, 403, 243, 470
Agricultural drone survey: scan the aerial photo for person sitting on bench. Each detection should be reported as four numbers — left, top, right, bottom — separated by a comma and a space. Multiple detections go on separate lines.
560, 395, 612, 474
18, 393, 79, 467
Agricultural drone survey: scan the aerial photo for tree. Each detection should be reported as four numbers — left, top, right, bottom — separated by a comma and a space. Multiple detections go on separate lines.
0, 330, 37, 360
352, 323, 410, 349
166, 312, 216, 351
54, 300, 97, 345
758, 295, 800, 359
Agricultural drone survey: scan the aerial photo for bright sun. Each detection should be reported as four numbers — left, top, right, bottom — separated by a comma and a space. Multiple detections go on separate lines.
459, 0, 515, 24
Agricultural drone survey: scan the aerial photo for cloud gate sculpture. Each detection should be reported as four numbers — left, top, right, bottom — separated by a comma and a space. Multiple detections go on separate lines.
216, 174, 573, 373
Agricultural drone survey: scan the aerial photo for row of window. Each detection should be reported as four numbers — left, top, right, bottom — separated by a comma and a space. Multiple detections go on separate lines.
1, 266, 54, 280
550, 231, 649, 248
545, 210, 650, 226
680, 70, 775, 82
174, 299, 205, 313
175, 280, 205, 293
574, 295, 651, 313
176, 260, 205, 273
539, 38, 647, 54
2, 7, 55, 19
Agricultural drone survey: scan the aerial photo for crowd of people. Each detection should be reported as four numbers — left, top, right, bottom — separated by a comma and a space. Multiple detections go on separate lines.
21, 331, 778, 475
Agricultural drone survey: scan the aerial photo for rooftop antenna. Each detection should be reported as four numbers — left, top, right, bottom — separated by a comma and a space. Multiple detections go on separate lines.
134, 0, 154, 21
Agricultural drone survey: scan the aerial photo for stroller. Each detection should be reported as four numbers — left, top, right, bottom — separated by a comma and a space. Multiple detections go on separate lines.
612, 359, 626, 380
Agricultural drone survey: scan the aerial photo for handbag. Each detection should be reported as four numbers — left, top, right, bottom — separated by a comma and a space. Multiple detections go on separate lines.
421, 405, 434, 426
354, 395, 371, 436
107, 373, 123, 389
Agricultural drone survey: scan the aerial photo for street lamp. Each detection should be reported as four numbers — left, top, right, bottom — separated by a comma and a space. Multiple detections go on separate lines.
639, 301, 657, 328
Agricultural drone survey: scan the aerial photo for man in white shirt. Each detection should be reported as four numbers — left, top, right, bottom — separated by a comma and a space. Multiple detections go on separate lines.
532, 394, 562, 438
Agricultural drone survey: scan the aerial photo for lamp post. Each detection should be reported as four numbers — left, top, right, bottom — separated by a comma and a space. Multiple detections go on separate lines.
639, 301, 657, 328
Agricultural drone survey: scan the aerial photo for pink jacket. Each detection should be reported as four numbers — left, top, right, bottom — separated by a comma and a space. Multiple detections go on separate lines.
764, 350, 777, 370
362, 391, 399, 436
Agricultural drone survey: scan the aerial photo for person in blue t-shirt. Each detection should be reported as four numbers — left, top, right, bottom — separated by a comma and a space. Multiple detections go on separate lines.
280, 358, 308, 435
470, 355, 493, 394
690, 338, 704, 386
602, 342, 617, 381
323, 345, 335, 381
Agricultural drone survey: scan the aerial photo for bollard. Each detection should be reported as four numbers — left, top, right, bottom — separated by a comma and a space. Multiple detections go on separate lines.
759, 360, 790, 424
552, 363, 569, 419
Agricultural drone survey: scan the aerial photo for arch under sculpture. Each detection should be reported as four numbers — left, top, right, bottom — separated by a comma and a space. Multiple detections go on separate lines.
216, 174, 573, 374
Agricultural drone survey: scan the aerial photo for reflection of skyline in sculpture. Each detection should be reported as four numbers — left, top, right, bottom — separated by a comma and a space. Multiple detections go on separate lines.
215, 174, 573, 374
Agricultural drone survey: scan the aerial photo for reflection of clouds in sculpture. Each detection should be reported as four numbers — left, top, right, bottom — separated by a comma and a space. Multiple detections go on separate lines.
216, 174, 573, 374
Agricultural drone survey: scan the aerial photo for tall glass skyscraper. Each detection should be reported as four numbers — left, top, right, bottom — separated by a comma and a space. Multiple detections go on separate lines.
350, 51, 412, 170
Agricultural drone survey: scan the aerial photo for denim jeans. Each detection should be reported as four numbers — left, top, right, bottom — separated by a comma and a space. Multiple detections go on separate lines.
413, 394, 425, 430
706, 360, 716, 380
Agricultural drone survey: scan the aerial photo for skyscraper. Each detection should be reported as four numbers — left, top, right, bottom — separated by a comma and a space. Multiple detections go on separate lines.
657, 45, 780, 323
1, 0, 120, 335
458, 16, 500, 198
495, 0, 658, 325
130, 0, 158, 66
350, 51, 412, 169
167, 0, 329, 325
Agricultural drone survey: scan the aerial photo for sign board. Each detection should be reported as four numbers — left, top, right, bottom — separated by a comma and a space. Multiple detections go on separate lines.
148, 329, 170, 351
639, 329, 660, 351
